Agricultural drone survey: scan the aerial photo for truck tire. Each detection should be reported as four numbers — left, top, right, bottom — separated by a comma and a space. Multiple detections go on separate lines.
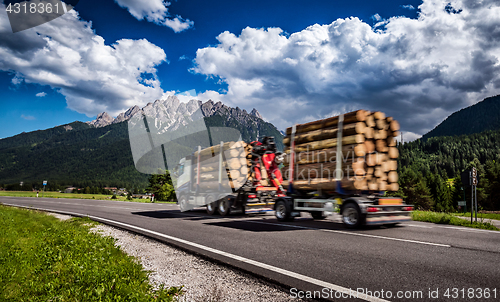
275, 200, 294, 222
310, 211, 327, 220
218, 199, 231, 216
206, 202, 217, 215
206, 195, 217, 215
341, 203, 364, 228
179, 196, 188, 212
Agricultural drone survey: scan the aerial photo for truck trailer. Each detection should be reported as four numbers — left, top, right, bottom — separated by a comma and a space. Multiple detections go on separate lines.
176, 110, 413, 228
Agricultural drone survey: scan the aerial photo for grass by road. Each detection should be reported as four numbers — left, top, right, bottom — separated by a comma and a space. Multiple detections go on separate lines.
0, 205, 183, 301
412, 210, 499, 231
0, 191, 176, 204
452, 212, 500, 221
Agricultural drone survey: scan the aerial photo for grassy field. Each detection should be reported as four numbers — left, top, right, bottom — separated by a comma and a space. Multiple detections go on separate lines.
412, 210, 499, 231
0, 191, 176, 204
452, 212, 500, 221
0, 205, 183, 301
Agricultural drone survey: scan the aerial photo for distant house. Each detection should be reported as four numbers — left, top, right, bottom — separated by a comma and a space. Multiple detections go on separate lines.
104, 187, 118, 193
65, 187, 76, 193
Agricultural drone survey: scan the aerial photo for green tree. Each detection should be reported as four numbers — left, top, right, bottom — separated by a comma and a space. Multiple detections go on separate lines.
148, 170, 176, 202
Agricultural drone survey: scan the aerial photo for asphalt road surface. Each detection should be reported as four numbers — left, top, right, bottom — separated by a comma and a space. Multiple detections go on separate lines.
2, 196, 499, 302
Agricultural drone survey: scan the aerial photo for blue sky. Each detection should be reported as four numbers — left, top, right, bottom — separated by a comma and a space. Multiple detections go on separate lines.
1, 0, 499, 140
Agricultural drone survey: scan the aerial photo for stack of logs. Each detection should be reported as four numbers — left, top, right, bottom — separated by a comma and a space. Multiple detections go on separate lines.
193, 141, 252, 190
282, 110, 400, 191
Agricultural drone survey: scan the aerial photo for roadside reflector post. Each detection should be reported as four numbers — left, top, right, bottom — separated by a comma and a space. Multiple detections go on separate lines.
42, 180, 47, 198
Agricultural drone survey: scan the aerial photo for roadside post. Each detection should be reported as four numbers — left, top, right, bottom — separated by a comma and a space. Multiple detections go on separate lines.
461, 169, 478, 223
471, 167, 478, 222
42, 180, 47, 198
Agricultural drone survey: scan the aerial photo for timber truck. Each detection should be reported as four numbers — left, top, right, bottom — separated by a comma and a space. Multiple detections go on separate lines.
176, 111, 413, 228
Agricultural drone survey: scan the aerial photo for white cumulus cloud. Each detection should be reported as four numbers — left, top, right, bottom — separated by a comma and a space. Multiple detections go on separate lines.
0, 5, 167, 117
402, 4, 415, 10
192, 0, 500, 138
114, 0, 193, 32
36, 92, 47, 97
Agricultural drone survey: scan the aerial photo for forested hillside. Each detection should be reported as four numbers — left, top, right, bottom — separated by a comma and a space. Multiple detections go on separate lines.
423, 95, 500, 139
395, 129, 500, 211
0, 115, 284, 191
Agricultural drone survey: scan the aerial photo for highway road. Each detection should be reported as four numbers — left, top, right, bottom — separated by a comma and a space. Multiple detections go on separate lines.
2, 196, 499, 302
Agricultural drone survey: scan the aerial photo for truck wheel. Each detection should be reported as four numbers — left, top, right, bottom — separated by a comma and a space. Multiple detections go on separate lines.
179, 196, 188, 212
275, 200, 294, 222
218, 200, 231, 216
310, 211, 327, 220
206, 202, 217, 215
342, 203, 363, 228
206, 195, 217, 215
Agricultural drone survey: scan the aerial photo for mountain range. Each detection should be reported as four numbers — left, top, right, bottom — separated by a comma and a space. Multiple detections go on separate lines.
423, 95, 500, 140
0, 96, 283, 189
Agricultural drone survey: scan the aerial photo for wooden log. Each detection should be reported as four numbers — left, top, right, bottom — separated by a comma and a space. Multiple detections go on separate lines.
364, 140, 375, 153
283, 145, 366, 165
286, 134, 365, 153
285, 110, 368, 135
373, 111, 386, 120
368, 180, 379, 191
389, 120, 400, 132
286, 166, 366, 179
283, 122, 366, 146
380, 161, 391, 173
366, 154, 376, 166
375, 140, 388, 152
379, 171, 388, 182
376, 119, 388, 130
365, 115, 375, 128
387, 136, 396, 147
194, 141, 235, 158
388, 147, 399, 159
284, 161, 366, 179
227, 158, 245, 170
364, 127, 374, 139
375, 153, 388, 165
388, 160, 397, 171
379, 181, 387, 191
374, 130, 387, 140
388, 182, 399, 191
388, 171, 398, 183
228, 169, 241, 179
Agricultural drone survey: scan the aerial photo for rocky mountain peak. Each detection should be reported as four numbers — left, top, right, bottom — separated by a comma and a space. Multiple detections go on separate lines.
250, 108, 263, 120
87, 112, 114, 127
86, 96, 267, 129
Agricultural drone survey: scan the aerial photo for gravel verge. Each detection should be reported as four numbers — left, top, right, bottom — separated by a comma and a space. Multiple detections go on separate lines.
46, 212, 306, 301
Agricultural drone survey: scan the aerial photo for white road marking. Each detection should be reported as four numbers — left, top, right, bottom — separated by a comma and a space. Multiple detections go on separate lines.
3, 203, 389, 302
406, 222, 500, 234
248, 221, 451, 248
406, 224, 433, 228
